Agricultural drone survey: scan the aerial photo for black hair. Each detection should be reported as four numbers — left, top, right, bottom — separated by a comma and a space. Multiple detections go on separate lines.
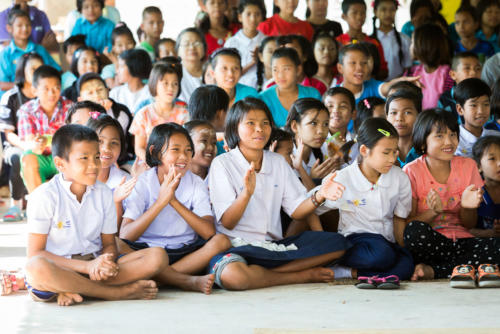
338, 43, 369, 65
271, 47, 301, 67
412, 108, 460, 156
491, 77, 500, 121
284, 98, 329, 163
145, 123, 194, 167
111, 22, 136, 46
188, 85, 229, 121
76, 72, 107, 96
256, 36, 276, 92
341, 0, 367, 14
324, 87, 356, 112
387, 80, 422, 98
238, 0, 266, 17
142, 6, 162, 18
451, 51, 480, 71
148, 61, 183, 97
7, 7, 30, 26
52, 124, 99, 160
70, 46, 101, 78
472, 135, 500, 165
342, 117, 399, 162
312, 31, 339, 67
225, 97, 275, 149
155, 38, 176, 58
409, 0, 436, 19
175, 27, 207, 62
385, 89, 423, 115
455, 5, 479, 22
355, 97, 386, 131
32, 65, 61, 88
66, 100, 106, 124
14, 52, 43, 88
271, 128, 294, 145
371, 0, 404, 67
197, 0, 229, 34
276, 35, 317, 77
201, 61, 213, 84
184, 120, 215, 134
63, 34, 86, 54
453, 78, 491, 107
119, 49, 153, 80
76, 0, 104, 13
86, 114, 126, 158
209, 47, 242, 68
477, 0, 500, 35
412, 23, 450, 67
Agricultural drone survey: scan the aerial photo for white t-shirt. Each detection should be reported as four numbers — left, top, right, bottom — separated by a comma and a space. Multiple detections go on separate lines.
123, 168, 213, 249
292, 142, 329, 177
106, 165, 131, 192
455, 124, 500, 158
179, 67, 202, 104
313, 163, 412, 243
27, 174, 117, 258
224, 30, 266, 89
376, 29, 412, 81
109, 84, 152, 116
208, 147, 308, 242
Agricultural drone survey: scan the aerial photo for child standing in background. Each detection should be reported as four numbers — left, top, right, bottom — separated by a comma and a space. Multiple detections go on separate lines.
475, 0, 500, 53
224, 0, 266, 89
138, 7, 164, 62
102, 23, 136, 89
454, 6, 494, 63
258, 0, 314, 40
305, 0, 343, 38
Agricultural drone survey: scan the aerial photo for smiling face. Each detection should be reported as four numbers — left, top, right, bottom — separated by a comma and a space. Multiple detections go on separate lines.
291, 109, 330, 149
425, 124, 459, 162
324, 93, 353, 133
386, 98, 418, 138
212, 54, 242, 92
191, 125, 217, 169
57, 140, 101, 186
9, 15, 31, 41
98, 125, 121, 169
338, 50, 369, 86
34, 77, 61, 109
480, 144, 500, 183
450, 57, 482, 83
457, 95, 491, 130
361, 136, 399, 175
79, 78, 109, 103
178, 32, 205, 63
155, 72, 179, 103
237, 109, 272, 152
157, 133, 193, 177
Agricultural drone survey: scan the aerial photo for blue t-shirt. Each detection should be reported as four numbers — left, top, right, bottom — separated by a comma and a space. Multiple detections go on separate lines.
354, 79, 384, 105
477, 186, 500, 230
71, 16, 114, 53
258, 84, 321, 128
455, 39, 495, 64
0, 40, 60, 85
476, 30, 500, 54
234, 83, 259, 103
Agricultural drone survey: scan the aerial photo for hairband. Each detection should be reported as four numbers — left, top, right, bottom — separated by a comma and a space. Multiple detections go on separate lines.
378, 128, 390, 137
89, 111, 101, 120
364, 99, 371, 109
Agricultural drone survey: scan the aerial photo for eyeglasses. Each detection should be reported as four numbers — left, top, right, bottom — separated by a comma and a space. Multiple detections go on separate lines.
179, 41, 203, 48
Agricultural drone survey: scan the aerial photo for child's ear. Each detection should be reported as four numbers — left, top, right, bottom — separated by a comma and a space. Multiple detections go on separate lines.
337, 63, 344, 75
351, 109, 357, 120
53, 156, 65, 172
77, 96, 82, 102
341, 13, 347, 22
6, 25, 12, 35
456, 104, 465, 116
449, 70, 457, 82
290, 120, 299, 134
359, 144, 369, 157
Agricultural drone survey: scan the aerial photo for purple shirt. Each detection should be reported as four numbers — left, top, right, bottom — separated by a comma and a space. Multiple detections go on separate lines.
0, 5, 52, 44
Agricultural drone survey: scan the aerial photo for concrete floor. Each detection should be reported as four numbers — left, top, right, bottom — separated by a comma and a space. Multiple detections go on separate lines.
2, 216, 500, 333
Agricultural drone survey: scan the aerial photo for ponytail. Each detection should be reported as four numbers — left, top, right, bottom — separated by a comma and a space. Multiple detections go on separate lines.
393, 26, 404, 66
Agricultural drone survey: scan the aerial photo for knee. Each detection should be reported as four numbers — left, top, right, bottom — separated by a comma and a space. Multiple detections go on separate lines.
25, 256, 53, 281
144, 247, 169, 274
220, 262, 250, 291
206, 234, 232, 254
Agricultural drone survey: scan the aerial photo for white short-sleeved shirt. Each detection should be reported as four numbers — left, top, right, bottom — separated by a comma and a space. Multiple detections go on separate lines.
123, 168, 213, 249
109, 84, 152, 116
292, 142, 328, 177
455, 124, 500, 158
208, 147, 308, 242
376, 30, 412, 81
106, 165, 131, 192
224, 30, 266, 89
179, 67, 202, 104
27, 174, 117, 258
313, 163, 412, 243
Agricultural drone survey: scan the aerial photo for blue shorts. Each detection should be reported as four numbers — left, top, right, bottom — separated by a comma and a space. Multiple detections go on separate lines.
25, 278, 57, 302
122, 237, 207, 264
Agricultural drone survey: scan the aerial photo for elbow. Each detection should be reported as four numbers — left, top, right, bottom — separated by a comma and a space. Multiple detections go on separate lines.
119, 226, 137, 241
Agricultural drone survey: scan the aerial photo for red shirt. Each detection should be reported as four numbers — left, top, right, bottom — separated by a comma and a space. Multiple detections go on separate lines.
258, 14, 314, 40
336, 33, 388, 73
205, 23, 241, 57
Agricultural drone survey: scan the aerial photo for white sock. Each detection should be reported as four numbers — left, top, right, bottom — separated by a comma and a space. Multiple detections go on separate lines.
332, 264, 352, 279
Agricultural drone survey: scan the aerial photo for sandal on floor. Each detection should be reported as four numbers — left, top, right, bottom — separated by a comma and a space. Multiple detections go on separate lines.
376, 275, 400, 289
355, 276, 378, 289
477, 264, 500, 288
2, 206, 23, 222
450, 264, 476, 288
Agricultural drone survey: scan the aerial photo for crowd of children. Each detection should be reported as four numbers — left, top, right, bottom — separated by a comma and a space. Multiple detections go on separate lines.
0, 0, 500, 305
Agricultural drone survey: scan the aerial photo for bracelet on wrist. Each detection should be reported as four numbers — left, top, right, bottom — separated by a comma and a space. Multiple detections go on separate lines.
311, 190, 323, 207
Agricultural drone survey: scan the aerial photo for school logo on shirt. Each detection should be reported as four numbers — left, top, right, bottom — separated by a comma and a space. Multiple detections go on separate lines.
55, 220, 71, 230
347, 199, 366, 207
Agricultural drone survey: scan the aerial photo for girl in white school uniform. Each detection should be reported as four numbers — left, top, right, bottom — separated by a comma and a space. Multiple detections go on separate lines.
207, 97, 349, 291
314, 118, 414, 287
120, 123, 231, 293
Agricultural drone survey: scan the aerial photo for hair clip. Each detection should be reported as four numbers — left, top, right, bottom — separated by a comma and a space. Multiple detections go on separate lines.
378, 128, 390, 137
89, 111, 101, 120
353, 137, 358, 143
363, 99, 371, 109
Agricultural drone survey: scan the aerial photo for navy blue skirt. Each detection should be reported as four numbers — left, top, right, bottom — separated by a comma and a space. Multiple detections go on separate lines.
209, 231, 350, 270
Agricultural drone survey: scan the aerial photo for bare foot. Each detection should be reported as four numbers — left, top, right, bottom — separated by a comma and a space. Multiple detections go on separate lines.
119, 280, 158, 300
193, 274, 215, 295
57, 292, 83, 306
1, 274, 13, 296
304, 267, 335, 283
411, 263, 435, 281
